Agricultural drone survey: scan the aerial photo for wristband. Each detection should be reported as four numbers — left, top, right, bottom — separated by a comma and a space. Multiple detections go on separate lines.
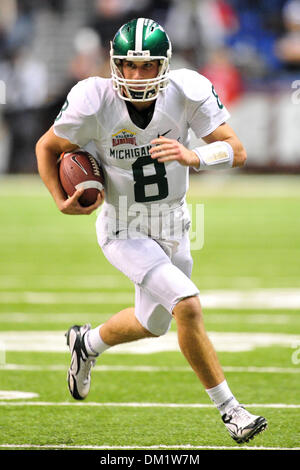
192, 141, 234, 171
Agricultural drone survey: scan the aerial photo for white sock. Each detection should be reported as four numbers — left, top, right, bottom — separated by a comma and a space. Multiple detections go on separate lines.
84, 325, 110, 356
206, 380, 239, 415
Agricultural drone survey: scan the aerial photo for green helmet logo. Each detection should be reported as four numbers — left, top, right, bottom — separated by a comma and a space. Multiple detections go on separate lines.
110, 18, 172, 102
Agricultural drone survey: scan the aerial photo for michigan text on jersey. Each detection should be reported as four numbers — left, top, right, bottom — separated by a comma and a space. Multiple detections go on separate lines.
110, 144, 152, 159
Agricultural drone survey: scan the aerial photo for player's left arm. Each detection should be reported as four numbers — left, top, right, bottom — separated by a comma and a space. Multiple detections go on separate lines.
150, 122, 247, 169
201, 122, 247, 168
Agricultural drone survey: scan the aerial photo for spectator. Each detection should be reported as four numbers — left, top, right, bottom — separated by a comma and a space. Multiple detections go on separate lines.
88, 0, 155, 51
0, 45, 48, 173
164, 0, 238, 67
68, 27, 108, 83
0, 0, 18, 56
225, 0, 286, 79
0, 46, 47, 109
274, 0, 300, 71
200, 46, 244, 107
2, 1, 35, 55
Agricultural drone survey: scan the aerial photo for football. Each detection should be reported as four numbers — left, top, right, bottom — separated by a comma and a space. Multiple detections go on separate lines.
59, 150, 104, 207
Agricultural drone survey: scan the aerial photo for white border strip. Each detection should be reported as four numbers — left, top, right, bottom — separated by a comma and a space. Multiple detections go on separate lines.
0, 443, 299, 450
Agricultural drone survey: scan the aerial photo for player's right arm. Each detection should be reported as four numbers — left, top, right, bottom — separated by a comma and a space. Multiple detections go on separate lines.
35, 126, 102, 215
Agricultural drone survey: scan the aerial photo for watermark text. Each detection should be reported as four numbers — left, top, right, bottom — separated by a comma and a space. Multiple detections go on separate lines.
98, 197, 204, 251
291, 80, 300, 104
0, 80, 6, 104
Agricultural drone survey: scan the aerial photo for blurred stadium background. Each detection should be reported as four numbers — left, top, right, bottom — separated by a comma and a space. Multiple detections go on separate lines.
0, 0, 299, 174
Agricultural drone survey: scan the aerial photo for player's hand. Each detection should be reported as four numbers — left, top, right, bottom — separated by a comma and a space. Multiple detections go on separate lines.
150, 136, 199, 168
58, 188, 104, 215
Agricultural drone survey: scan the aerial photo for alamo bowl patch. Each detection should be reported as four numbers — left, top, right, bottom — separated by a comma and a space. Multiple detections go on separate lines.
112, 129, 137, 147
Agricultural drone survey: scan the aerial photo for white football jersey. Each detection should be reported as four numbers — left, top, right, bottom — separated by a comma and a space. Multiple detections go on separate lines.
54, 69, 230, 245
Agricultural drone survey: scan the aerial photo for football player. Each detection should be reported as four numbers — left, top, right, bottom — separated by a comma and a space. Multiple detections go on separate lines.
36, 18, 267, 444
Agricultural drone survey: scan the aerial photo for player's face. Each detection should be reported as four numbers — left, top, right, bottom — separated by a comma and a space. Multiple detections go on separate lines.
122, 60, 159, 90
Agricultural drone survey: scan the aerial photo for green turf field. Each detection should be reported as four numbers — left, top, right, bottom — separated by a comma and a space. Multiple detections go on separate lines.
0, 173, 299, 450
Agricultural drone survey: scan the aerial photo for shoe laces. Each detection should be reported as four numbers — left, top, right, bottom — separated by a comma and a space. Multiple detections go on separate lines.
80, 326, 97, 384
227, 406, 252, 423
81, 356, 96, 385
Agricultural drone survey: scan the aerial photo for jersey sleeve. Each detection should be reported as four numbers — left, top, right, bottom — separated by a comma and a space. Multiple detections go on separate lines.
182, 70, 231, 138
53, 78, 99, 147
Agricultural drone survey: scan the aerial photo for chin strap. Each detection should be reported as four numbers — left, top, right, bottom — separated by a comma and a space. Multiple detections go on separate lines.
128, 87, 157, 101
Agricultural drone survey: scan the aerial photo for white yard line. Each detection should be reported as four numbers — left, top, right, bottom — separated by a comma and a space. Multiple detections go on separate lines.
0, 275, 130, 289
1, 288, 300, 308
0, 391, 39, 400
0, 291, 134, 304
0, 312, 112, 323
0, 364, 299, 374
1, 274, 300, 290
0, 401, 299, 408
0, 312, 298, 325
0, 330, 299, 353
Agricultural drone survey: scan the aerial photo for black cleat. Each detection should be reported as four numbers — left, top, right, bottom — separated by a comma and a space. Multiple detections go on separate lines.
222, 405, 267, 444
65, 324, 98, 400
